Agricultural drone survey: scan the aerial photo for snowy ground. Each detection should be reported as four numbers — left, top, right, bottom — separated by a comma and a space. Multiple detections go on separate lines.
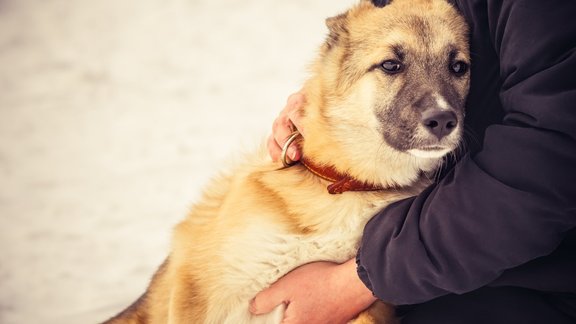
0, 0, 354, 322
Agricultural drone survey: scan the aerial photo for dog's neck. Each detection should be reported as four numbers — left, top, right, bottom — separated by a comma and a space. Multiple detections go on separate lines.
296, 78, 439, 192
300, 157, 386, 194
297, 118, 435, 192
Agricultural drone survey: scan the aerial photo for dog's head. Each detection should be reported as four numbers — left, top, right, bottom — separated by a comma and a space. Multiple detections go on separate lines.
302, 0, 470, 187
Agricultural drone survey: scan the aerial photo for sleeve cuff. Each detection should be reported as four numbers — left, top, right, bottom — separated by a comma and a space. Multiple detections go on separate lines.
355, 247, 375, 295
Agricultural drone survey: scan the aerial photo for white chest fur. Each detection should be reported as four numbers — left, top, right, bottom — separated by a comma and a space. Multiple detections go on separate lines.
203, 190, 395, 324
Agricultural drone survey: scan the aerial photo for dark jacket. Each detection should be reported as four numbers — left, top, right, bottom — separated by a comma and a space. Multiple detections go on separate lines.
357, 0, 576, 305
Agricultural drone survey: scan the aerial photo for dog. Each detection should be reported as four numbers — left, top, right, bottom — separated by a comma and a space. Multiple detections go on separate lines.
103, 0, 470, 323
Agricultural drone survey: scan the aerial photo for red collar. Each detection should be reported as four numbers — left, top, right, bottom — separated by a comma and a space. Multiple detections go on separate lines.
300, 157, 385, 194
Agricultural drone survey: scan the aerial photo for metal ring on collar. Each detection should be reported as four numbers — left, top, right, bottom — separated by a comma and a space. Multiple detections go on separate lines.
281, 131, 301, 168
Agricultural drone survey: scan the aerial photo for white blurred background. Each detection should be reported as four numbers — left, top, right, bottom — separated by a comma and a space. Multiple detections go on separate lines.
0, 0, 354, 322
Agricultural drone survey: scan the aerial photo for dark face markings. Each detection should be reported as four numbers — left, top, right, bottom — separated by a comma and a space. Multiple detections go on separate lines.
376, 45, 469, 152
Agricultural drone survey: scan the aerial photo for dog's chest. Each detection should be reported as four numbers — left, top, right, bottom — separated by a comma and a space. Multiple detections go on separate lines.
218, 194, 386, 293
292, 196, 383, 261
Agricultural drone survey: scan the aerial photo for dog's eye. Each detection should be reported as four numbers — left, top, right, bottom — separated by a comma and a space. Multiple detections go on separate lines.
450, 61, 468, 76
380, 60, 403, 74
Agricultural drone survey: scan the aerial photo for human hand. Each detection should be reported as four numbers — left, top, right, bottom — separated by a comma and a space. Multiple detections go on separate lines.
249, 259, 377, 324
267, 91, 306, 163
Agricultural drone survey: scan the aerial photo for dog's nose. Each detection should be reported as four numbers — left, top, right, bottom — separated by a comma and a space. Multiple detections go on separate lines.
421, 110, 457, 139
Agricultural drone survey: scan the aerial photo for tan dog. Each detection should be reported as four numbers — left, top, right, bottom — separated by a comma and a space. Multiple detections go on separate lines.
103, 0, 469, 323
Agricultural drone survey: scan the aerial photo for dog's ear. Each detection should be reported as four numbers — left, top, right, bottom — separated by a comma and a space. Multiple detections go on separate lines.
325, 12, 348, 49
365, 0, 392, 7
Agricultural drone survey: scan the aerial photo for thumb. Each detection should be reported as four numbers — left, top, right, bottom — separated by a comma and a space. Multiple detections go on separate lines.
249, 285, 288, 315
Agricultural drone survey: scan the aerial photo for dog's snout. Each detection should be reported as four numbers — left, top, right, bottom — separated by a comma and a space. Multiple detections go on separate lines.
421, 109, 458, 139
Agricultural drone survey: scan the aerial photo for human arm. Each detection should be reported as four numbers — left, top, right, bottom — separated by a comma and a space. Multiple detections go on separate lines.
259, 0, 576, 315
249, 259, 377, 324
357, 0, 576, 305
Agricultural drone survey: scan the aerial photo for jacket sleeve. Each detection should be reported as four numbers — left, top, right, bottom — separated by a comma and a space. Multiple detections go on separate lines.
356, 0, 576, 305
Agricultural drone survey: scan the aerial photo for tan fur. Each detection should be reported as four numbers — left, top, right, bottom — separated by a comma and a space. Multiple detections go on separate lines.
103, 0, 469, 323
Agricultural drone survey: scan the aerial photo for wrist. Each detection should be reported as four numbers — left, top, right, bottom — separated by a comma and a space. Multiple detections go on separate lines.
335, 259, 377, 312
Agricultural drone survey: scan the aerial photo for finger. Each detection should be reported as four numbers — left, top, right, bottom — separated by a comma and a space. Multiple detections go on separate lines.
273, 115, 296, 148
287, 144, 301, 163
267, 133, 283, 162
272, 119, 301, 163
267, 90, 306, 162
275, 131, 302, 163
285, 92, 305, 111
285, 93, 306, 137
249, 286, 288, 315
